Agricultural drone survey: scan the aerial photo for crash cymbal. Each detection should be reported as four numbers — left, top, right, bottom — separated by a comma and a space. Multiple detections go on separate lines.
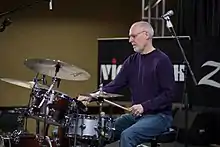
89, 90, 123, 98
24, 58, 91, 81
0, 78, 48, 89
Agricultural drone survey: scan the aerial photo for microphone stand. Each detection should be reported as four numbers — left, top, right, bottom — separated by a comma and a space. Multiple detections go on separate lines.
162, 16, 198, 147
0, 0, 50, 32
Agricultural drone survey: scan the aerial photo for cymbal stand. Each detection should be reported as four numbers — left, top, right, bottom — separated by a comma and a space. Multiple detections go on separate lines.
95, 97, 108, 145
93, 83, 106, 147
22, 73, 40, 133
38, 62, 61, 147
73, 102, 80, 147
27, 73, 47, 135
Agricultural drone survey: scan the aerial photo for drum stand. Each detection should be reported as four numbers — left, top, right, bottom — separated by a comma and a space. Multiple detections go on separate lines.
95, 97, 106, 147
68, 99, 88, 147
73, 103, 80, 147
13, 73, 46, 145
24, 72, 48, 134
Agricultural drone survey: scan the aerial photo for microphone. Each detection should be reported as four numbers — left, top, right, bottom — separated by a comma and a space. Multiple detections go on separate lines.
49, 0, 52, 10
161, 10, 174, 29
161, 10, 174, 19
0, 18, 12, 32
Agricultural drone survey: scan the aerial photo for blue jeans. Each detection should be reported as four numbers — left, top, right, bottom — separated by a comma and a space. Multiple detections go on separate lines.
113, 113, 173, 147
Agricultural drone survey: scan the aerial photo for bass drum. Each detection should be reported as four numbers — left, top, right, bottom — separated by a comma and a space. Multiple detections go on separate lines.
11, 134, 42, 147
11, 133, 63, 147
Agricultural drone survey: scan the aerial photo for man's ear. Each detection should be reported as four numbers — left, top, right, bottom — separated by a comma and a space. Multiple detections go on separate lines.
145, 32, 150, 40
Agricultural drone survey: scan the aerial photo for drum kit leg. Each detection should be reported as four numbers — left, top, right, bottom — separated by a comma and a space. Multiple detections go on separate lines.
0, 58, 130, 147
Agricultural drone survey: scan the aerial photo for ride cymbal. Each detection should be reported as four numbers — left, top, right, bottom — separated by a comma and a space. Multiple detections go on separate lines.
24, 58, 91, 81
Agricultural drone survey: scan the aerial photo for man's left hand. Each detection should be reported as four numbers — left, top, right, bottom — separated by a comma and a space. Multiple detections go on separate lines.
130, 104, 144, 116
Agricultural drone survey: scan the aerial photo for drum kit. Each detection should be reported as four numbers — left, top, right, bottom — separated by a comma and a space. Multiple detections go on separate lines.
0, 58, 130, 147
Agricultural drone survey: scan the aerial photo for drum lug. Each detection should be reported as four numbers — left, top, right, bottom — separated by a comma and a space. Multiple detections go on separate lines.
53, 137, 60, 147
51, 108, 55, 113
64, 115, 69, 119
94, 125, 98, 130
110, 127, 116, 131
80, 124, 86, 129
11, 129, 23, 144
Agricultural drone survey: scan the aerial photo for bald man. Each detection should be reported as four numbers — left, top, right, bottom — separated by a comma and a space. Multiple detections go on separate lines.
78, 21, 175, 147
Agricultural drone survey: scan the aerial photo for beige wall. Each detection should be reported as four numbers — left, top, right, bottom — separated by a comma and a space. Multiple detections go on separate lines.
0, 0, 141, 133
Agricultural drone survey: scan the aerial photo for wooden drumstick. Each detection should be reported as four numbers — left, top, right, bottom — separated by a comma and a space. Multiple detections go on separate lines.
103, 99, 131, 112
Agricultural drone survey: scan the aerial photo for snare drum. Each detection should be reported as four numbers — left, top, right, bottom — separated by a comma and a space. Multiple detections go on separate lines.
66, 114, 115, 141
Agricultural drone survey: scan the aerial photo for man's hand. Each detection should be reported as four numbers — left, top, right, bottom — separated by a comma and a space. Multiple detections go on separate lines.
130, 104, 144, 116
77, 95, 92, 106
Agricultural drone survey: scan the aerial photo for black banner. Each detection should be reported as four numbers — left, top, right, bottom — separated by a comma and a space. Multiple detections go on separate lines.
98, 36, 192, 103
190, 37, 220, 107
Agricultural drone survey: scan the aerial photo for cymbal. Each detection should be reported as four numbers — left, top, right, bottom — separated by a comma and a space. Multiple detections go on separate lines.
90, 90, 123, 98
0, 78, 48, 89
24, 58, 91, 81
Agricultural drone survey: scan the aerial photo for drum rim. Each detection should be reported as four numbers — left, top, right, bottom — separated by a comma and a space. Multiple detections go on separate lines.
32, 87, 73, 101
77, 114, 98, 119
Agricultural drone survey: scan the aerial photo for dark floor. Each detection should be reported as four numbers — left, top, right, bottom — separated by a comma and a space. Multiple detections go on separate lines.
105, 141, 217, 147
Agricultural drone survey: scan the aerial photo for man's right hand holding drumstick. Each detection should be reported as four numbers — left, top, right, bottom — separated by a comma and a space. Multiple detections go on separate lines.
77, 95, 131, 112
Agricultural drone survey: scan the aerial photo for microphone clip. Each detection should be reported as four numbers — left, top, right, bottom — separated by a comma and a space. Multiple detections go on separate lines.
161, 10, 174, 29
164, 16, 173, 28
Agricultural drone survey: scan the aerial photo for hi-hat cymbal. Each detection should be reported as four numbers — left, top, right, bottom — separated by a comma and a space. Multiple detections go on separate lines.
90, 90, 123, 98
24, 58, 91, 81
0, 78, 48, 89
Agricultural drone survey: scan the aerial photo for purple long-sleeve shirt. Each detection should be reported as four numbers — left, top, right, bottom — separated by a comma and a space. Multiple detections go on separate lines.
102, 49, 175, 115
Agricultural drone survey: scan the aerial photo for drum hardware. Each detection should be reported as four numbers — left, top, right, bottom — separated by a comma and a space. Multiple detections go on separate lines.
8, 107, 26, 130
1, 58, 98, 147
0, 135, 11, 147
96, 98, 112, 147
51, 137, 60, 147
24, 60, 64, 146
53, 77, 61, 88
38, 62, 61, 146
45, 136, 53, 147
65, 100, 81, 147
74, 107, 79, 147
72, 84, 128, 146
51, 127, 61, 147
91, 84, 115, 147
35, 134, 53, 147
10, 130, 23, 144
30, 73, 41, 134
23, 58, 91, 132
0, 76, 49, 134
0, 107, 26, 140
27, 73, 49, 135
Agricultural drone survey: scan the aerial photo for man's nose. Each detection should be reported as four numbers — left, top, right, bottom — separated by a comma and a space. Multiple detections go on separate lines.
129, 37, 133, 43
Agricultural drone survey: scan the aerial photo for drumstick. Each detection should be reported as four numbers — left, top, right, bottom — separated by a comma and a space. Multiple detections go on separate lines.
103, 99, 131, 112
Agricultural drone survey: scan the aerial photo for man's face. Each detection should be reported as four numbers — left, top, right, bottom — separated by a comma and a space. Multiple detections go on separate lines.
129, 26, 149, 53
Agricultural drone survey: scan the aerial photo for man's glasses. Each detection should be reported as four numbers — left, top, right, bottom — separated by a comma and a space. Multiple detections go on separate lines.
129, 31, 146, 39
